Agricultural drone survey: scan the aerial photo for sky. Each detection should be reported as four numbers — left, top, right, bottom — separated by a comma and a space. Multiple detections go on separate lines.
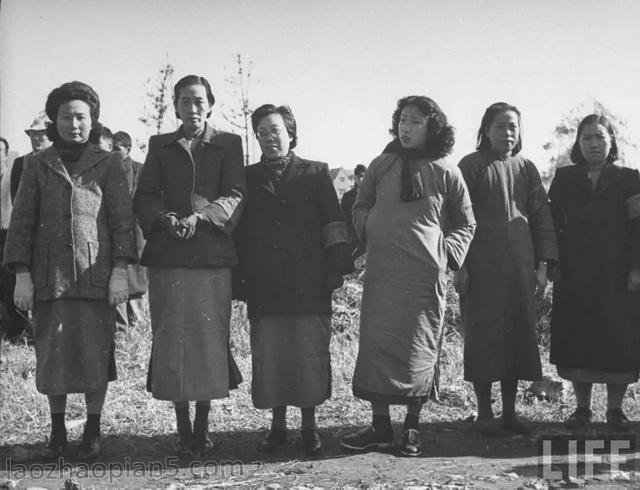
1, 0, 640, 171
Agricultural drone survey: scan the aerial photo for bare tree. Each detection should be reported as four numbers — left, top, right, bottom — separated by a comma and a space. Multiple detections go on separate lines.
138, 59, 176, 152
221, 53, 256, 165
542, 99, 638, 186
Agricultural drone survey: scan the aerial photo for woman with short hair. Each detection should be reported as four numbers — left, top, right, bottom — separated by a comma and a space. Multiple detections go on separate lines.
234, 103, 353, 456
134, 74, 246, 458
4, 81, 136, 461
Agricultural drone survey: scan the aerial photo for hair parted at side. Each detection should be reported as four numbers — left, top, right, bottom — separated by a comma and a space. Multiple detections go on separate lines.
44, 81, 102, 144
390, 95, 454, 158
251, 104, 298, 149
173, 75, 215, 119
570, 113, 619, 165
476, 102, 523, 155
113, 131, 132, 148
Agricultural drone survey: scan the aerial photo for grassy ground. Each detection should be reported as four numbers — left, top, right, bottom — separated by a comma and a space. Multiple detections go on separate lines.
2, 271, 640, 481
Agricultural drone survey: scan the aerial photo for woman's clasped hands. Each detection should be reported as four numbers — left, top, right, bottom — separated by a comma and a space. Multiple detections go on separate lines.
160, 212, 204, 240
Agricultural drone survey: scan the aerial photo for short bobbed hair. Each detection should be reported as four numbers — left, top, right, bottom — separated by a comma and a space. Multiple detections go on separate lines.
570, 113, 619, 165
476, 102, 523, 155
44, 81, 103, 144
354, 164, 366, 176
0, 137, 9, 154
113, 131, 132, 148
251, 104, 298, 149
390, 95, 454, 158
173, 75, 215, 119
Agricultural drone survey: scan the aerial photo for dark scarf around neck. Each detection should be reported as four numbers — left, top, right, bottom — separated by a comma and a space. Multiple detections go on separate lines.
261, 151, 293, 190
55, 139, 89, 165
382, 139, 433, 201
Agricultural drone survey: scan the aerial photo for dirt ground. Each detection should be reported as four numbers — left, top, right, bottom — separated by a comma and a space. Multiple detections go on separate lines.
3, 420, 640, 489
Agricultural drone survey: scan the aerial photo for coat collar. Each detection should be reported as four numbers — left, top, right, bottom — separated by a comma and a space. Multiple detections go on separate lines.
38, 144, 107, 183
574, 162, 618, 195
256, 153, 309, 196
163, 123, 224, 147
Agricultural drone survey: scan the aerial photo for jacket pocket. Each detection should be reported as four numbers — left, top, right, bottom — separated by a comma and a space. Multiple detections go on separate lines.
88, 241, 111, 287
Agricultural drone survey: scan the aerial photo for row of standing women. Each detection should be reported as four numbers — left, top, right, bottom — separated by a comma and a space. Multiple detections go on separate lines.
4, 75, 640, 462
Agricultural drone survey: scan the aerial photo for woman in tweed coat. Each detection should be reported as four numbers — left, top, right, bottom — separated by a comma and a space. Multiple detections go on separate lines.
4, 81, 136, 461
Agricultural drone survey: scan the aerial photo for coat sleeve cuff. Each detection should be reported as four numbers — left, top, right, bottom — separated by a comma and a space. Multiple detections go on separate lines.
322, 221, 349, 247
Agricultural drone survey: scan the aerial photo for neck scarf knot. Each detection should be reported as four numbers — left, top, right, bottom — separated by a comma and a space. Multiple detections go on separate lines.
383, 139, 435, 201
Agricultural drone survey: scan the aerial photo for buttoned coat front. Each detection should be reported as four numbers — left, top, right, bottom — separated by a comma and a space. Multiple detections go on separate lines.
3, 144, 137, 301
549, 164, 640, 372
234, 155, 353, 319
134, 125, 246, 268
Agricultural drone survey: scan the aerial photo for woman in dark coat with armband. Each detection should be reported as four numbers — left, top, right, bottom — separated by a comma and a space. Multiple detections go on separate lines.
234, 104, 353, 457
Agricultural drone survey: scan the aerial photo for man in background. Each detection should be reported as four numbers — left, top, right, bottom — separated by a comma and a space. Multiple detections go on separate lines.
341, 164, 366, 259
10, 112, 52, 201
113, 131, 147, 328
4, 113, 53, 340
97, 126, 114, 151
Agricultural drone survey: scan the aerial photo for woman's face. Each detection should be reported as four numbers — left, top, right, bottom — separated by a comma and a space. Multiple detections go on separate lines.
176, 83, 211, 134
485, 110, 520, 156
579, 122, 612, 167
57, 100, 92, 144
256, 113, 292, 159
398, 105, 429, 149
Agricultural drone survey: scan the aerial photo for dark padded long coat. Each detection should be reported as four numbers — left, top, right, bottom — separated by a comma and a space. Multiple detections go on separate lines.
549, 163, 640, 372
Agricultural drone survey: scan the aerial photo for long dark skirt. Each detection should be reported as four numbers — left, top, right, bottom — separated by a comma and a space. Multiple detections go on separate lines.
250, 315, 331, 409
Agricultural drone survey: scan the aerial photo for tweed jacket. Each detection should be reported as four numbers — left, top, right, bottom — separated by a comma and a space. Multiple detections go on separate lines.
234, 154, 354, 318
134, 124, 246, 268
3, 144, 137, 301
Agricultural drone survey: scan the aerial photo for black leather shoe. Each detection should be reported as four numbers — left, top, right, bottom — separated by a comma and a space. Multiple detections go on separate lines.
76, 435, 100, 462
259, 429, 287, 453
42, 435, 67, 462
192, 432, 215, 457
301, 429, 322, 457
606, 408, 631, 433
399, 429, 421, 457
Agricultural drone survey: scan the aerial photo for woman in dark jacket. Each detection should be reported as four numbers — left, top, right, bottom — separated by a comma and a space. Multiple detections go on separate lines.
549, 114, 640, 432
4, 81, 136, 461
134, 74, 246, 457
235, 104, 353, 456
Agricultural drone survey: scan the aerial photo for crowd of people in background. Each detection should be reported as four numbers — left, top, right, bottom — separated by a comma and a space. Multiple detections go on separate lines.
1, 74, 639, 463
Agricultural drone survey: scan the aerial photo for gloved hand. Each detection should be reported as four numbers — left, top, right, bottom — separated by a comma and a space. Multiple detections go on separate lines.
453, 265, 469, 297
14, 271, 34, 311
628, 269, 640, 292
326, 272, 344, 293
178, 213, 203, 240
157, 213, 182, 239
108, 267, 129, 307
535, 262, 548, 298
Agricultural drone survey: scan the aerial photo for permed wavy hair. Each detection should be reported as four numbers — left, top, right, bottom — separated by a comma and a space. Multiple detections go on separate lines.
570, 113, 619, 165
251, 104, 298, 149
476, 102, 523, 155
389, 95, 455, 158
44, 81, 103, 144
